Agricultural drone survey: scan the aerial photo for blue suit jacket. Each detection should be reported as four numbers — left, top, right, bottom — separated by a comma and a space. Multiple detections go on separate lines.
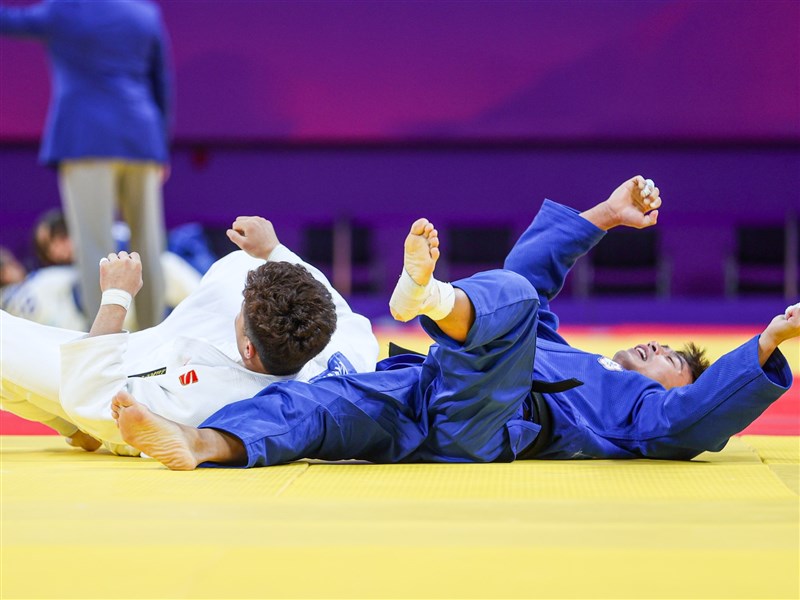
1, 0, 171, 164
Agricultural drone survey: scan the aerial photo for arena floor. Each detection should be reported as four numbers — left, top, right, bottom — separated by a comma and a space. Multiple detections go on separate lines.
1, 324, 798, 599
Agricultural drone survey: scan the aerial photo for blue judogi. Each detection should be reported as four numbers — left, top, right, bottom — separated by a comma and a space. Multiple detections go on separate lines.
0, 0, 171, 165
506, 200, 793, 460
200, 201, 793, 467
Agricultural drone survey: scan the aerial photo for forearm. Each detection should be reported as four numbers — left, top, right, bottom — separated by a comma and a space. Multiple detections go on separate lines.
88, 305, 128, 337
758, 303, 800, 367
579, 201, 619, 231
504, 200, 605, 300
91, 252, 141, 336
757, 333, 780, 367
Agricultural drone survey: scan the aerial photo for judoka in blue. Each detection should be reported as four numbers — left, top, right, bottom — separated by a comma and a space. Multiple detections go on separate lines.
112, 177, 795, 469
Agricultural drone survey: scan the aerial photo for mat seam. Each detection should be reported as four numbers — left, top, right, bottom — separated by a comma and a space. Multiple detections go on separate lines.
743, 437, 800, 497
274, 461, 311, 497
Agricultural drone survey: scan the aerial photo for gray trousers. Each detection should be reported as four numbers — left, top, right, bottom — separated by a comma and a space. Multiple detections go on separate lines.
58, 160, 166, 328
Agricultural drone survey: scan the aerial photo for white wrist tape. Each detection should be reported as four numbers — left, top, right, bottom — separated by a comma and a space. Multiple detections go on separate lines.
101, 288, 132, 311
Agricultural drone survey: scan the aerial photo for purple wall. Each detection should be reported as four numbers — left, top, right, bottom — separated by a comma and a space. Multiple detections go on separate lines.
2, 142, 797, 299
1, 0, 798, 141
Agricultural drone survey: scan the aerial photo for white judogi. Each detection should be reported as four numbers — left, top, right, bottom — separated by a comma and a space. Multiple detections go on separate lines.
0, 245, 379, 455
1, 266, 87, 330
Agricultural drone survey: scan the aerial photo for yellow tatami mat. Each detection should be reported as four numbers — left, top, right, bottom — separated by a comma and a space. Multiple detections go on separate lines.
1, 435, 798, 599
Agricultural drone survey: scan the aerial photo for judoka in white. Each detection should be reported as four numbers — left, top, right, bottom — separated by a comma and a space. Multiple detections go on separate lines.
0, 217, 379, 455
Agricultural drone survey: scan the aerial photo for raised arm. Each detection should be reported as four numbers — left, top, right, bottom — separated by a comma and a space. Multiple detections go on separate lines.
504, 200, 605, 305
503, 176, 661, 336
58, 252, 151, 451
87, 251, 143, 338
629, 330, 793, 461
758, 302, 800, 366
226, 216, 281, 260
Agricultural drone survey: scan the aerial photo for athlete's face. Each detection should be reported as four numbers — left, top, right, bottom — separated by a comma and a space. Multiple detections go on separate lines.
613, 341, 692, 389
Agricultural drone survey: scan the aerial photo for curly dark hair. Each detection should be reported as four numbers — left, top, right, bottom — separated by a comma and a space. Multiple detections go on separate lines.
676, 342, 711, 383
242, 261, 337, 376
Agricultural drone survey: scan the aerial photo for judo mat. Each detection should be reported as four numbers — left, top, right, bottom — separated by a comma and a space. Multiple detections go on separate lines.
1, 324, 798, 599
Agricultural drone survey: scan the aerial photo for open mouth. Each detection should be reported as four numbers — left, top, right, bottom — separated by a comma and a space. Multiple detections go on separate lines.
635, 345, 648, 361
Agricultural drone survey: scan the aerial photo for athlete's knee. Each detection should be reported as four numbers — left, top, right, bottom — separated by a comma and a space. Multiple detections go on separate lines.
452, 270, 540, 344
457, 269, 538, 306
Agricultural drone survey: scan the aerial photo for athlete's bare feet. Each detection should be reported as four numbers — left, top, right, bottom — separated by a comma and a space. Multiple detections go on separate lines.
65, 430, 102, 452
112, 390, 201, 470
402, 218, 440, 287
390, 218, 448, 322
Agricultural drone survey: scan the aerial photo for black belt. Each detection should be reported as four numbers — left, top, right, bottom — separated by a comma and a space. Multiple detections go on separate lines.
388, 342, 425, 358
387, 341, 583, 460
516, 391, 551, 460
517, 378, 582, 459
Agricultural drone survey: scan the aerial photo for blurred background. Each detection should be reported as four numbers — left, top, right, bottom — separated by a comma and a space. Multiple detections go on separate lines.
1, 0, 798, 325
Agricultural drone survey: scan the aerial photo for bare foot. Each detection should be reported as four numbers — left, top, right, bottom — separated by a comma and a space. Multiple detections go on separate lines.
389, 218, 442, 321
403, 218, 440, 286
66, 430, 102, 452
112, 390, 200, 470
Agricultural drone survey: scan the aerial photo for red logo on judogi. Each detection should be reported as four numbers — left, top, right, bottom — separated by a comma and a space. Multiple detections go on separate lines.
179, 370, 199, 386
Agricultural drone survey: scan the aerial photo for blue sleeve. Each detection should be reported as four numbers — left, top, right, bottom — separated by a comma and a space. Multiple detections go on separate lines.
0, 1, 54, 37
148, 8, 173, 146
627, 336, 793, 459
504, 199, 605, 335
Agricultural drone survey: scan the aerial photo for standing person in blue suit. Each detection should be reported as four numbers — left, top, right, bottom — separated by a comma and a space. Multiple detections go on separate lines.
1, 0, 172, 327
111, 177, 797, 470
